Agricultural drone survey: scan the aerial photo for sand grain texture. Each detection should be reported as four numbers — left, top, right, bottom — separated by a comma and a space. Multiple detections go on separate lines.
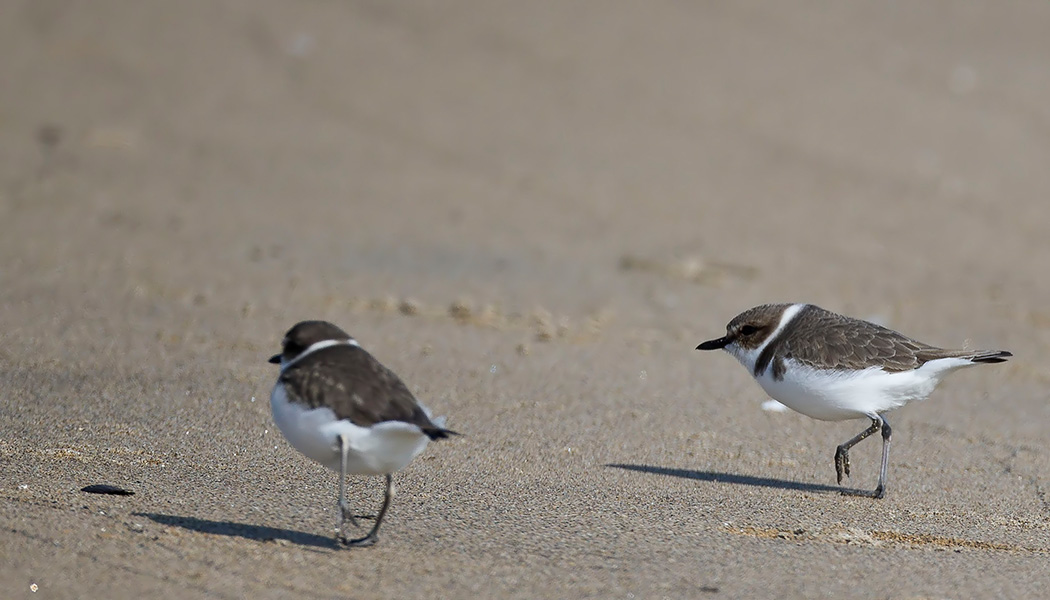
2, 1, 1049, 598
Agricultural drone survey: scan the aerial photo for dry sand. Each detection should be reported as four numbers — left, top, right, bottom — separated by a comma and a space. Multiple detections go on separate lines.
2, 1, 1049, 598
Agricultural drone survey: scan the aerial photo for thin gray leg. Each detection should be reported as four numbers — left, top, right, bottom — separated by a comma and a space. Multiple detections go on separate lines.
872, 417, 892, 499
834, 417, 880, 483
343, 474, 395, 548
336, 435, 358, 544
835, 415, 890, 498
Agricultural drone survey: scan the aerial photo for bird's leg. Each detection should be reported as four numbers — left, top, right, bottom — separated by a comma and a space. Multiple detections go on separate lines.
834, 417, 881, 485
343, 474, 395, 548
872, 417, 892, 499
336, 435, 358, 544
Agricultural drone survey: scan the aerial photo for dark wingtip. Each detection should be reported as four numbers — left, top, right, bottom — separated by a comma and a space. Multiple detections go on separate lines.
268, 354, 282, 365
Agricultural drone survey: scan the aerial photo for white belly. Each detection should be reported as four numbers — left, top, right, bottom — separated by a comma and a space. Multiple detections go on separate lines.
270, 384, 432, 475
752, 358, 970, 421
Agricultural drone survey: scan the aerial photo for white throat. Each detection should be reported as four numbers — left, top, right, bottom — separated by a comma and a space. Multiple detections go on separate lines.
280, 338, 360, 371
727, 303, 805, 374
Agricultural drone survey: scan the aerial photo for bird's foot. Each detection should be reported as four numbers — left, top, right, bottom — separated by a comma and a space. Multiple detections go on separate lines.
839, 485, 885, 499
834, 446, 851, 484
340, 532, 378, 548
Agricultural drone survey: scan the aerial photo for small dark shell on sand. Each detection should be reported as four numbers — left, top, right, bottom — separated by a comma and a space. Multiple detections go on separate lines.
81, 484, 135, 496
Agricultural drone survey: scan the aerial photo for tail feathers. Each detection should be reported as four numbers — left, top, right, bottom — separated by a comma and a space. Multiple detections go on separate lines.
969, 350, 1012, 364
423, 427, 461, 441
422, 413, 459, 440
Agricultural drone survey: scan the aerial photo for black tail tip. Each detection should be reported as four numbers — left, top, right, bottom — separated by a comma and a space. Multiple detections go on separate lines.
425, 428, 461, 441
973, 350, 1012, 364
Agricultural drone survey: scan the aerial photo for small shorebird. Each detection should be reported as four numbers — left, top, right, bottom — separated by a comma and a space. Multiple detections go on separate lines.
696, 303, 1010, 498
268, 320, 456, 546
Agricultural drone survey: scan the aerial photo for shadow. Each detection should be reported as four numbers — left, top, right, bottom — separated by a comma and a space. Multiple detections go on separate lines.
606, 463, 868, 495
135, 513, 338, 550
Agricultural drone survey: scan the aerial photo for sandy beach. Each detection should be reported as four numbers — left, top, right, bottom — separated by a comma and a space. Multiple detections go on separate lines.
2, 1, 1049, 597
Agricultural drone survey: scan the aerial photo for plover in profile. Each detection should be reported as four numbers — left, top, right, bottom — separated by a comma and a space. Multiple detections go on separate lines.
696, 303, 1010, 498
268, 320, 456, 546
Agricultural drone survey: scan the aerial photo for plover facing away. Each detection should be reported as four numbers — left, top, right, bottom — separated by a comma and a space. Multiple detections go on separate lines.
696, 303, 1010, 498
268, 321, 456, 546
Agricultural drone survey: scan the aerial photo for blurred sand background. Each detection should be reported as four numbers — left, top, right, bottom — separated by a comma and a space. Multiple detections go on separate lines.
2, 1, 1049, 598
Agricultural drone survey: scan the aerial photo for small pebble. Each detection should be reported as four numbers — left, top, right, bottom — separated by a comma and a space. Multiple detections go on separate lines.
81, 484, 134, 496
449, 299, 473, 321
399, 299, 421, 316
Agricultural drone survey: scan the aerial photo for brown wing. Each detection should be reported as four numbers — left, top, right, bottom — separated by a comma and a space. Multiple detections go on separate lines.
773, 305, 958, 374
279, 345, 441, 432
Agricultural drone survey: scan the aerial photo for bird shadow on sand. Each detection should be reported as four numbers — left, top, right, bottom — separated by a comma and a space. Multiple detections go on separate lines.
606, 464, 869, 495
134, 512, 339, 550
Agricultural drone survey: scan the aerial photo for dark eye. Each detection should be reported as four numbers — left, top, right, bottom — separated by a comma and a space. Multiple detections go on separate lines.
740, 325, 758, 336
